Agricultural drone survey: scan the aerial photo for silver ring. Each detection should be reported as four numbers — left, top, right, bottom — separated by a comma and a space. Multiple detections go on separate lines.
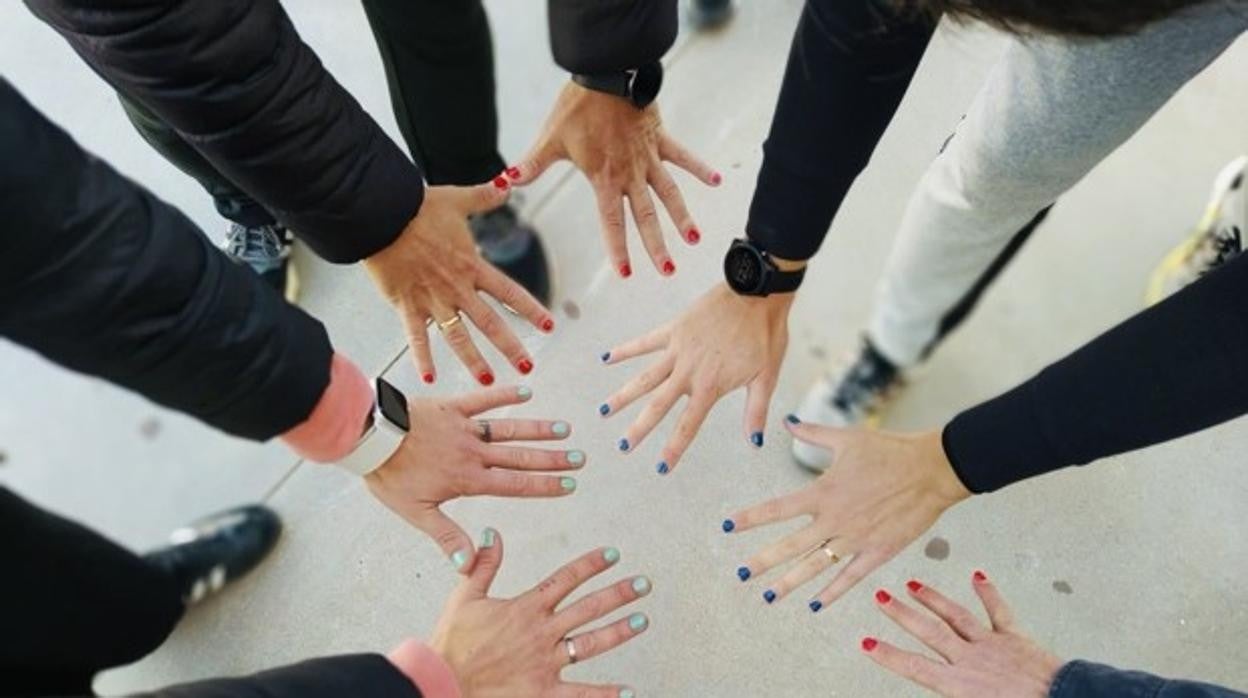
564, 637, 578, 664
477, 420, 492, 443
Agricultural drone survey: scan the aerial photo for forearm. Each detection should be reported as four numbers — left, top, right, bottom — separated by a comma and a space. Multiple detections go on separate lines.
128, 654, 425, 698
746, 0, 934, 260
944, 254, 1248, 493
25, 0, 423, 263
548, 0, 677, 73
1050, 660, 1247, 698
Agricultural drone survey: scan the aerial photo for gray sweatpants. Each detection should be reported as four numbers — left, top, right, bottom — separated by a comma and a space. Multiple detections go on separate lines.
869, 1, 1248, 367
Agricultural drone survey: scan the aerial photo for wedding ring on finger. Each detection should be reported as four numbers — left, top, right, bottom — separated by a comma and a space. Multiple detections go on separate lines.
563, 637, 578, 665
476, 420, 493, 443
801, 537, 841, 565
427, 313, 464, 333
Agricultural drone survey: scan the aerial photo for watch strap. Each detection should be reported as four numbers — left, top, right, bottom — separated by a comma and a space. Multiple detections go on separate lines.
572, 71, 633, 99
336, 414, 404, 476
767, 265, 806, 294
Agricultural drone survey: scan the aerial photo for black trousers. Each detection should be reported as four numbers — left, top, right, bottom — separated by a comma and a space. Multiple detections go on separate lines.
0, 488, 184, 697
118, 0, 505, 229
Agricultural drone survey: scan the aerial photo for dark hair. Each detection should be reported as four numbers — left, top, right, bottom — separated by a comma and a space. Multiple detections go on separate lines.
897, 0, 1214, 36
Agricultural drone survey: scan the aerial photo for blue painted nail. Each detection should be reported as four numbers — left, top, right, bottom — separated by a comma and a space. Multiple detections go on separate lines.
809, 600, 823, 613
517, 386, 532, 399
566, 450, 585, 466
599, 403, 611, 416
618, 438, 630, 452
721, 519, 735, 533
750, 431, 764, 447
619, 690, 636, 698
763, 589, 777, 604
628, 613, 649, 632
552, 421, 570, 436
560, 477, 577, 492
786, 414, 801, 425
603, 547, 621, 564
632, 576, 652, 595
480, 528, 497, 549
736, 566, 751, 582
600, 351, 611, 363
656, 461, 669, 475
450, 549, 469, 571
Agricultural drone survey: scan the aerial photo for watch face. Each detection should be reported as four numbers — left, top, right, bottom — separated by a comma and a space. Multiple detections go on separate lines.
724, 244, 765, 294
375, 378, 411, 431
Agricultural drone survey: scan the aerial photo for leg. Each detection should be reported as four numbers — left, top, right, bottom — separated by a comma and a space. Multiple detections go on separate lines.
0, 488, 184, 696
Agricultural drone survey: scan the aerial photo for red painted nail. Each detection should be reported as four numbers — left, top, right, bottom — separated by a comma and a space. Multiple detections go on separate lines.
505, 166, 521, 180
517, 358, 533, 374
875, 589, 892, 604
686, 227, 701, 244
973, 570, 987, 583
906, 580, 923, 593
861, 637, 878, 652
421, 372, 435, 384
710, 171, 723, 186
619, 262, 632, 278
540, 317, 555, 332
662, 259, 676, 275
478, 371, 495, 386
492, 175, 509, 190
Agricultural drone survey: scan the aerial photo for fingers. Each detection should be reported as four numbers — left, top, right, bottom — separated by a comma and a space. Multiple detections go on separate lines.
743, 373, 777, 448
440, 181, 512, 216
410, 507, 476, 575
529, 546, 621, 610
786, 419, 853, 460
970, 570, 1017, 632
476, 262, 553, 334
619, 379, 682, 454
648, 163, 698, 246
658, 133, 720, 187
554, 683, 635, 698
740, 525, 824, 582
861, 637, 954, 695
601, 324, 670, 366
810, 549, 890, 609
626, 185, 674, 275
656, 388, 716, 473
592, 181, 631, 278
556, 574, 652, 636
463, 527, 504, 598
723, 488, 808, 533
469, 469, 578, 499
432, 304, 494, 386
473, 419, 572, 443
508, 136, 565, 186
461, 294, 532, 376
763, 541, 842, 604
601, 354, 675, 418
447, 384, 534, 416
874, 587, 966, 662
906, 578, 988, 642
400, 308, 436, 383
559, 612, 649, 665
480, 444, 585, 472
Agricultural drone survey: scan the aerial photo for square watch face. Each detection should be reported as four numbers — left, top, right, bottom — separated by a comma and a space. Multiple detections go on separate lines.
375, 378, 411, 431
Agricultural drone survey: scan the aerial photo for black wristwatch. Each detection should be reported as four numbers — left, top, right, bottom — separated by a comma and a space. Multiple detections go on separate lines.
723, 238, 806, 296
572, 61, 663, 109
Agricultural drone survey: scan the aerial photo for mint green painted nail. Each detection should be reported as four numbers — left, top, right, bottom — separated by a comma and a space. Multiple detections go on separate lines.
517, 386, 532, 399
450, 549, 469, 571
628, 613, 648, 632
480, 528, 497, 549
566, 450, 585, 466
619, 690, 636, 698
552, 421, 570, 436
603, 547, 621, 564
560, 477, 577, 492
632, 576, 652, 595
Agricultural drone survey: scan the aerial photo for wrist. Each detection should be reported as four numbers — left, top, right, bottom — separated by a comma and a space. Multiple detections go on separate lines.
387, 638, 463, 698
921, 429, 973, 505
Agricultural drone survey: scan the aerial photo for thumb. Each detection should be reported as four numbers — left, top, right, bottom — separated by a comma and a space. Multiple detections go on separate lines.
413, 507, 477, 576
462, 527, 504, 598
506, 136, 564, 186
438, 181, 511, 217
785, 417, 852, 455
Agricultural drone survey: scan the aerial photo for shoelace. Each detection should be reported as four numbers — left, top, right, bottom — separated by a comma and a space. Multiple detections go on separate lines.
222, 224, 290, 271
830, 356, 895, 415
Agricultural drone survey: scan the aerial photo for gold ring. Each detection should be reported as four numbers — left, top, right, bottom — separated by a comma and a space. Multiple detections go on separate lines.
802, 538, 840, 564
432, 313, 463, 332
564, 637, 578, 665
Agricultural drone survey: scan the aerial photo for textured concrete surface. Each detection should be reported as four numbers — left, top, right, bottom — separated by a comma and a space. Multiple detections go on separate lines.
2, 1, 1247, 695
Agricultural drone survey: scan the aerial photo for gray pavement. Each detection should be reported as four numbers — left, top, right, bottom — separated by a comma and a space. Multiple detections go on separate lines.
2, 1, 1247, 695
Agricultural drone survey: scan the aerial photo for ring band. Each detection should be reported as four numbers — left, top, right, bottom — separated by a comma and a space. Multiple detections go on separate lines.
428, 313, 463, 332
564, 637, 578, 664
477, 420, 492, 443
802, 537, 840, 564
822, 546, 840, 564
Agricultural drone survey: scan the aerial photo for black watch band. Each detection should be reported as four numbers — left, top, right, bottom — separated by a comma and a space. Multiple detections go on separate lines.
723, 238, 806, 297
572, 61, 663, 109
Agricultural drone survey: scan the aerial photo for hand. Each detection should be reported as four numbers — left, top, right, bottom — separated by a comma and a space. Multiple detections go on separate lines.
723, 423, 971, 608
507, 81, 720, 277
363, 183, 554, 386
426, 531, 652, 697
366, 386, 583, 572
862, 572, 1063, 697
599, 283, 792, 474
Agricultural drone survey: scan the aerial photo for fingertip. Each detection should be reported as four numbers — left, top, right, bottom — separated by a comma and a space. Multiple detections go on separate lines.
709, 170, 723, 187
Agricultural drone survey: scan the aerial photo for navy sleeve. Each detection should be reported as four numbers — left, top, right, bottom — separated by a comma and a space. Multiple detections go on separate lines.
1050, 660, 1247, 698
548, 0, 678, 73
130, 654, 423, 698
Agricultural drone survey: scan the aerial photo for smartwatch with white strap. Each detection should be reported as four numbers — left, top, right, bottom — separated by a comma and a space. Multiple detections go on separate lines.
337, 377, 410, 476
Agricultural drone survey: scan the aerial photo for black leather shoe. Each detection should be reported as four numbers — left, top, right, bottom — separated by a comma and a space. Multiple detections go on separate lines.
143, 504, 282, 605
470, 203, 552, 307
689, 0, 734, 31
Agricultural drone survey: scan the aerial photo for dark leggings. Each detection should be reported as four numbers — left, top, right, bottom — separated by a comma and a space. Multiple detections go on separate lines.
118, 0, 505, 228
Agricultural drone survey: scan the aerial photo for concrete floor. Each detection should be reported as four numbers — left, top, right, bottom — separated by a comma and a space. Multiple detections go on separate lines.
2, 1, 1246, 695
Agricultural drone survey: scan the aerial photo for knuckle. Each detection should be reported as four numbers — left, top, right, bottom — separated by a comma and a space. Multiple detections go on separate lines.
579, 595, 605, 620
577, 632, 600, 658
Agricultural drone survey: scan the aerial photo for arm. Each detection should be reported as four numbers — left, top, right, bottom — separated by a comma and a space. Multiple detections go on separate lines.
547, 0, 677, 74
944, 253, 1248, 493
1051, 661, 1247, 698
129, 655, 426, 698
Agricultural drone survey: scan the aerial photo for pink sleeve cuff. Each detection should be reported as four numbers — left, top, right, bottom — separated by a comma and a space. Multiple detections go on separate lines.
387, 639, 462, 698
280, 352, 373, 462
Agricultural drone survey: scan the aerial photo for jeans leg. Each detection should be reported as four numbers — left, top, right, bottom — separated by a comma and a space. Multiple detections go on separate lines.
360, 0, 505, 185
0, 488, 184, 697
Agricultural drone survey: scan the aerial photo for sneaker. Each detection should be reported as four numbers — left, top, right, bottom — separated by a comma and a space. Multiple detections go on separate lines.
1146, 155, 1245, 304
470, 202, 553, 307
143, 504, 282, 605
688, 0, 735, 30
222, 223, 299, 303
791, 339, 903, 472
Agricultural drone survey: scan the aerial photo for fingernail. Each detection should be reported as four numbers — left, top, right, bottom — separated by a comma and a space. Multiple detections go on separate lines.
566, 450, 585, 466
505, 166, 521, 180
516, 385, 532, 399
785, 414, 801, 425
750, 431, 764, 447
736, 566, 751, 582
552, 421, 570, 436
809, 600, 823, 613
618, 437, 630, 452
492, 175, 509, 190
686, 227, 701, 244
656, 461, 669, 475
599, 403, 611, 416
632, 576, 652, 595
422, 372, 435, 384
450, 549, 469, 571
600, 351, 611, 363
478, 371, 494, 386
861, 637, 878, 652
603, 547, 621, 564
480, 528, 497, 549
721, 519, 735, 533
517, 358, 533, 374
907, 580, 923, 593
541, 317, 555, 332
763, 589, 776, 604
875, 589, 892, 604
973, 570, 988, 583
661, 259, 676, 276
619, 262, 632, 278
710, 171, 723, 186
619, 689, 636, 698
628, 613, 649, 632
560, 477, 577, 492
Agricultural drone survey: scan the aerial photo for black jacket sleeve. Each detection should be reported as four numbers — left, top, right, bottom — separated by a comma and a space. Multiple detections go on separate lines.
0, 79, 330, 440
943, 254, 1248, 493
1050, 661, 1247, 698
24, 0, 424, 264
128, 654, 423, 698
548, 0, 678, 73
746, 0, 934, 261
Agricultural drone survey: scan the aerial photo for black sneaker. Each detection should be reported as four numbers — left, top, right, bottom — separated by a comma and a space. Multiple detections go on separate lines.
791, 338, 904, 472
143, 504, 282, 605
469, 202, 552, 307
222, 223, 299, 303
688, 0, 735, 30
